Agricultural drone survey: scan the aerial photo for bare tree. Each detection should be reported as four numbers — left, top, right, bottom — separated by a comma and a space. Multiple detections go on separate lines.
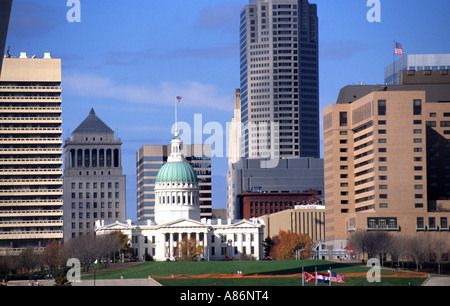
429, 236, 449, 275
388, 235, 408, 269
372, 231, 393, 267
406, 234, 430, 272
348, 230, 371, 263
63, 234, 122, 272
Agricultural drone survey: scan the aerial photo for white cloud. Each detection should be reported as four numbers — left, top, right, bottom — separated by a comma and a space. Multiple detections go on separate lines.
63, 73, 234, 111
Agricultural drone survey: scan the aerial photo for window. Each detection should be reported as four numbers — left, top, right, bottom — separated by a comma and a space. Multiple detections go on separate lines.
429, 217, 436, 229
441, 217, 448, 229
417, 217, 424, 229
378, 100, 386, 116
413, 99, 422, 115
339, 112, 348, 126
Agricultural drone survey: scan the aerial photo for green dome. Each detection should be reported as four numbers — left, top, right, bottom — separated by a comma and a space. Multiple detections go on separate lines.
156, 161, 198, 183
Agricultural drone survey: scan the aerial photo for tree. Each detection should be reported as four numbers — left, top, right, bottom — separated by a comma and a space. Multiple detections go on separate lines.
406, 234, 429, 272
348, 230, 371, 262
429, 236, 449, 275
62, 234, 120, 273
111, 231, 133, 262
18, 247, 39, 278
372, 231, 393, 266
175, 236, 204, 261
263, 236, 274, 259
388, 235, 408, 269
271, 230, 313, 260
40, 240, 63, 274
0, 254, 17, 282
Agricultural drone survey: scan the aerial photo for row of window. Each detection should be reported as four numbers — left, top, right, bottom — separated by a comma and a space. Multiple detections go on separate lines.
71, 211, 120, 220
71, 192, 120, 199
417, 217, 449, 230
71, 182, 120, 189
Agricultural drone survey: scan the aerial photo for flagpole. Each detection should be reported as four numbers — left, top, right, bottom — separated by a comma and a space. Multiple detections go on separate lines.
315, 267, 317, 286
302, 267, 304, 286
393, 40, 396, 85
329, 267, 331, 287
175, 97, 178, 132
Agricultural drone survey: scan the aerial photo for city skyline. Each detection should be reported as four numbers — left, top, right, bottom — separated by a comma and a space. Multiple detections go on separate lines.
4, 0, 450, 220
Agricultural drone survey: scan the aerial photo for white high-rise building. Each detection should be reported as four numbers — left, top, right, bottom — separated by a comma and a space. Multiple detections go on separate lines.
0, 54, 63, 255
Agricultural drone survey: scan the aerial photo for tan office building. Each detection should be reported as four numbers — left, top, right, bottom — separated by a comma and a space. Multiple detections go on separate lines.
0, 54, 63, 255
259, 205, 325, 242
323, 70, 450, 244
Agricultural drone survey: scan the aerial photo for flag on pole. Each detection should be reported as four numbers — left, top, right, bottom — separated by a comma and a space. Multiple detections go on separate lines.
329, 272, 346, 284
177, 96, 182, 103
395, 42, 404, 56
304, 272, 315, 283
316, 272, 330, 283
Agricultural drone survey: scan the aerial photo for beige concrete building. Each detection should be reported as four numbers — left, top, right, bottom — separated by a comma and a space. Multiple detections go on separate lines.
0, 54, 63, 255
63, 109, 126, 240
136, 143, 212, 221
259, 205, 325, 242
323, 70, 450, 246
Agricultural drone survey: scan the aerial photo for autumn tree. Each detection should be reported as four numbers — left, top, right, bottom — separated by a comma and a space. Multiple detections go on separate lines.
175, 237, 204, 261
271, 230, 313, 260
40, 240, 63, 274
111, 231, 133, 262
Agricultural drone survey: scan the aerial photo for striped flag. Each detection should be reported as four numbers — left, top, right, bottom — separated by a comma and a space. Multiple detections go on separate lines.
176, 96, 182, 103
330, 271, 346, 284
395, 42, 403, 56
304, 272, 315, 283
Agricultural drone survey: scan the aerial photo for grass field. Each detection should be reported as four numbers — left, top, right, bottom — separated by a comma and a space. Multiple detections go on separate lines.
82, 260, 428, 286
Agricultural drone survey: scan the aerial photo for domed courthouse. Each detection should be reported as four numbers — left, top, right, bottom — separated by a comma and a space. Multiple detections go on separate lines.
95, 129, 265, 261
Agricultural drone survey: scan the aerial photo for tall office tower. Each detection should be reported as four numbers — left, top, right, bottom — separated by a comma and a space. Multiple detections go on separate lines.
136, 143, 212, 221
385, 54, 450, 85
323, 70, 450, 247
239, 0, 319, 159
0, 53, 63, 255
63, 109, 126, 240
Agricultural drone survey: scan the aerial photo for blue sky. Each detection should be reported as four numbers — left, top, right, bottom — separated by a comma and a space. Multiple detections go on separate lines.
5, 0, 450, 220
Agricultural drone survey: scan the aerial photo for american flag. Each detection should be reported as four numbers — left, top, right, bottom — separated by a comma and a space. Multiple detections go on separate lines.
176, 96, 182, 103
330, 271, 346, 284
395, 42, 404, 56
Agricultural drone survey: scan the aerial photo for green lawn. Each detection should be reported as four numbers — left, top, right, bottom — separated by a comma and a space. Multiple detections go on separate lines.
82, 260, 427, 286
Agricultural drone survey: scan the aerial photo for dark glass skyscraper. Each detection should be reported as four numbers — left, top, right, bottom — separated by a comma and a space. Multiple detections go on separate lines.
240, 0, 319, 159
